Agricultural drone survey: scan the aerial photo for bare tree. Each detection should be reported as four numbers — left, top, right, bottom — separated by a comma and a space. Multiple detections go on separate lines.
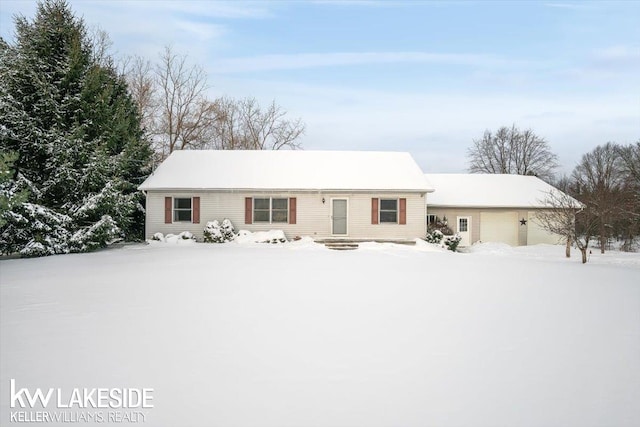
123, 46, 305, 161
572, 142, 626, 254
535, 188, 592, 262
123, 55, 157, 132
154, 46, 217, 158
468, 125, 558, 182
211, 97, 305, 150
617, 141, 640, 250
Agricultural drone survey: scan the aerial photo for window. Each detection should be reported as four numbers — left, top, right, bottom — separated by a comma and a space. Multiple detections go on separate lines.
458, 218, 468, 232
379, 199, 398, 223
253, 197, 288, 223
253, 198, 271, 222
427, 214, 437, 225
271, 198, 288, 223
173, 198, 192, 222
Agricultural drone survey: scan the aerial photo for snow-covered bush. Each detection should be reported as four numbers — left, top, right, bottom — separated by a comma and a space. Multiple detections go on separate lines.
425, 229, 444, 244
221, 219, 236, 241
69, 215, 123, 253
179, 231, 196, 241
151, 232, 164, 242
204, 219, 236, 243
3, 202, 72, 256
424, 229, 461, 252
443, 234, 462, 252
204, 220, 223, 243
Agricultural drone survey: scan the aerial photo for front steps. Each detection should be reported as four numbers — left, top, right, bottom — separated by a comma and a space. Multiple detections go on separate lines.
319, 239, 416, 251
324, 241, 359, 250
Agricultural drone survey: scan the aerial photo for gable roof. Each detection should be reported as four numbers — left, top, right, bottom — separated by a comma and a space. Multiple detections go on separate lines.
139, 150, 433, 192
424, 173, 576, 208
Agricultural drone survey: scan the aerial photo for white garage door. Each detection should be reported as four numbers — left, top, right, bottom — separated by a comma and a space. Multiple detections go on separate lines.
527, 211, 562, 245
480, 212, 518, 246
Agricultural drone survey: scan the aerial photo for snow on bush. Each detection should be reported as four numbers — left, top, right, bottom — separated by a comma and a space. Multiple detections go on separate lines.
204, 219, 236, 243
221, 219, 236, 241
425, 229, 461, 252
160, 232, 197, 244
235, 230, 287, 244
179, 231, 195, 240
8, 203, 72, 257
69, 215, 123, 253
151, 232, 164, 242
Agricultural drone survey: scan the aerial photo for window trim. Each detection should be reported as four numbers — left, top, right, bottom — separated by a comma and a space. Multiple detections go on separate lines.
379, 198, 399, 224
173, 197, 193, 223
252, 197, 289, 224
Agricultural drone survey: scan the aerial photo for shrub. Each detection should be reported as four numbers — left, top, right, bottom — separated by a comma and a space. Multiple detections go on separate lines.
425, 229, 444, 244
179, 231, 196, 240
204, 219, 236, 243
443, 234, 462, 252
425, 227, 462, 252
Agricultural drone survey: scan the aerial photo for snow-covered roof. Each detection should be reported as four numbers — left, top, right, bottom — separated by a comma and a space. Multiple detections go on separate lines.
425, 173, 575, 208
139, 150, 433, 192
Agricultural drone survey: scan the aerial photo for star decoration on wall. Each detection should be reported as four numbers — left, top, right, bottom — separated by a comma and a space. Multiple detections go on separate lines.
520, 218, 527, 226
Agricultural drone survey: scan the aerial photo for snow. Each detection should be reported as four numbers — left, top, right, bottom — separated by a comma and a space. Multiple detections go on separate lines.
425, 173, 579, 208
1, 243, 639, 426
138, 150, 433, 192
235, 229, 287, 244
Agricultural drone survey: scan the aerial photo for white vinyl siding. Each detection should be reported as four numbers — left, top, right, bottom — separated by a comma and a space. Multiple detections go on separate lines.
527, 211, 563, 245
145, 191, 426, 241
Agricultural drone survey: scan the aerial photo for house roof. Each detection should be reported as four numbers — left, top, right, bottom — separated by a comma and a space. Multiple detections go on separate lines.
424, 173, 576, 208
139, 150, 433, 192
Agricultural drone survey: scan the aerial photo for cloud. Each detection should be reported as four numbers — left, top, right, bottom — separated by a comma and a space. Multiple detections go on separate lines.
591, 45, 640, 66
544, 3, 596, 10
210, 51, 533, 73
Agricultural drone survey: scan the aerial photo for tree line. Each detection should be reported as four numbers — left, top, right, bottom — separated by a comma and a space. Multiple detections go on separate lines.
0, 0, 304, 257
123, 46, 304, 166
467, 125, 639, 260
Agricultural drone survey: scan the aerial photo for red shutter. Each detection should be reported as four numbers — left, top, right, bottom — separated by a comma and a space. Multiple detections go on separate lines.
164, 197, 172, 224
371, 198, 379, 224
245, 197, 252, 224
289, 197, 297, 224
399, 198, 407, 225
192, 197, 200, 224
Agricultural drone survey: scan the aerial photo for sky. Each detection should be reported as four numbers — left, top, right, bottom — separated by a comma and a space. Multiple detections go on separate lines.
1, 0, 639, 176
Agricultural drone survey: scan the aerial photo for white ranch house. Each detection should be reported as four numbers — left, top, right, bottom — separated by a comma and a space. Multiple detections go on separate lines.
425, 173, 567, 247
138, 150, 433, 242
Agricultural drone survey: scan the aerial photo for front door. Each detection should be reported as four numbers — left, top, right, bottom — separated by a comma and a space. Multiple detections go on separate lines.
332, 199, 348, 235
457, 216, 471, 246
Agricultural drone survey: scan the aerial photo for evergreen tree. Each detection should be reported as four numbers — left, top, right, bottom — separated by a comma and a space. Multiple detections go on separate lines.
0, 0, 152, 256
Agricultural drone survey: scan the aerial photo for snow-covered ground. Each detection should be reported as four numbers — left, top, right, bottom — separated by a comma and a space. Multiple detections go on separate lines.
1, 241, 639, 426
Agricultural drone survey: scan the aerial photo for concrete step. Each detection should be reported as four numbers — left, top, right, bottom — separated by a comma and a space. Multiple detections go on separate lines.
324, 242, 359, 250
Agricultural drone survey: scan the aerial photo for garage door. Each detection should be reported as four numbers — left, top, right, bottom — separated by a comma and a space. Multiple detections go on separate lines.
480, 212, 518, 246
527, 211, 562, 245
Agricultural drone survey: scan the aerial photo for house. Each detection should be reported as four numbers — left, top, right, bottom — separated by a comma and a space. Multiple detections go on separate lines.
425, 173, 571, 247
138, 150, 433, 241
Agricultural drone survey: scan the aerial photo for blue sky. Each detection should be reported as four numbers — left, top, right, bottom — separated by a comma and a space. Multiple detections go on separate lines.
1, 0, 639, 175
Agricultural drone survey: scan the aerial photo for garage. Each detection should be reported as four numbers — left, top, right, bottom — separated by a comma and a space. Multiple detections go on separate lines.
480, 211, 519, 246
425, 174, 580, 247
